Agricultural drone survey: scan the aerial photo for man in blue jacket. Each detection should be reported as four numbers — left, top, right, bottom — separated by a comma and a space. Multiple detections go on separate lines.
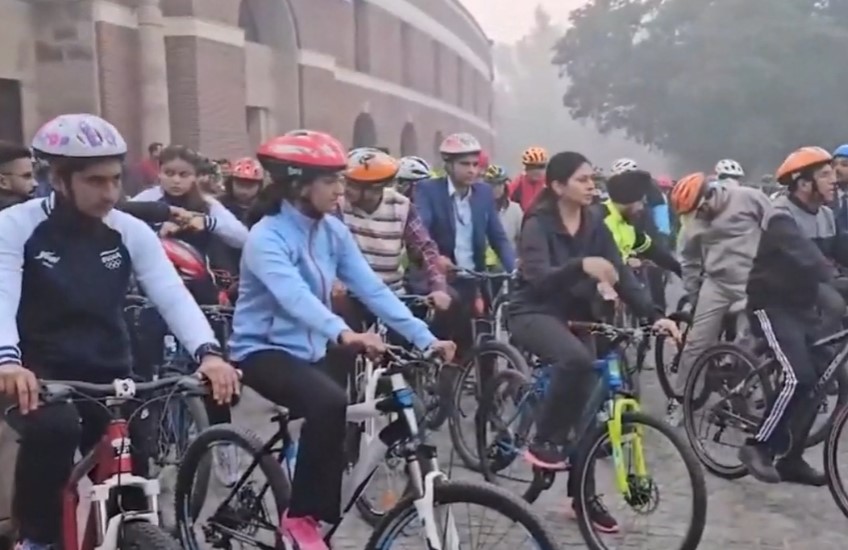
414, 132, 515, 354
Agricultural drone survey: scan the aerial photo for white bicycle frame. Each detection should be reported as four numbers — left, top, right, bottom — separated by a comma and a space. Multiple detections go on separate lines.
289, 360, 460, 550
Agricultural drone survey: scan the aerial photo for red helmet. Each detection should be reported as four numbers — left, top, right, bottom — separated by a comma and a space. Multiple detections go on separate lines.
478, 149, 490, 170
231, 157, 264, 182
161, 238, 209, 281
655, 175, 674, 190
257, 130, 347, 178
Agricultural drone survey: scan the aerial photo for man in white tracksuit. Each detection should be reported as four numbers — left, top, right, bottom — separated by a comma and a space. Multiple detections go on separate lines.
666, 183, 773, 426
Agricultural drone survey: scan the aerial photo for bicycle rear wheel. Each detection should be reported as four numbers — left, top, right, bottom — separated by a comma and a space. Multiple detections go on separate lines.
120, 521, 181, 549
365, 481, 558, 550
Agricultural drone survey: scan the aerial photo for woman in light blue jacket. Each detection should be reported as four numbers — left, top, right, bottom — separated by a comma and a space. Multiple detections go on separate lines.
230, 131, 455, 549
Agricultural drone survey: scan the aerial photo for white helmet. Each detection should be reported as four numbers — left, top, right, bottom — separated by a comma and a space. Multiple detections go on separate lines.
32, 114, 127, 159
715, 159, 745, 179
610, 158, 638, 176
398, 156, 432, 181
439, 133, 481, 158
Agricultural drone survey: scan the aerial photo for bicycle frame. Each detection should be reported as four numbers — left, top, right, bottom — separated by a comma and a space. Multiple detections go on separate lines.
62, 394, 161, 550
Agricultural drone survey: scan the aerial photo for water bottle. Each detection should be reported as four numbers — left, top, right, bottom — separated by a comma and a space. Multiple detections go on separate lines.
604, 352, 623, 391
162, 334, 178, 365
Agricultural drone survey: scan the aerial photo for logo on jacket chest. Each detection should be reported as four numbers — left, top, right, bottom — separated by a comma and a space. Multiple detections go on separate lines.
100, 247, 123, 270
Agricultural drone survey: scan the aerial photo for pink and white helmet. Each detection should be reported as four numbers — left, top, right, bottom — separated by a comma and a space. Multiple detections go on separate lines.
31, 114, 127, 159
439, 133, 481, 158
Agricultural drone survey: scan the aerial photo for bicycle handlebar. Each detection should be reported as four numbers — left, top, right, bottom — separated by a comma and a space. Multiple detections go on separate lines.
39, 375, 207, 404
567, 321, 661, 339
383, 344, 444, 367
451, 268, 513, 281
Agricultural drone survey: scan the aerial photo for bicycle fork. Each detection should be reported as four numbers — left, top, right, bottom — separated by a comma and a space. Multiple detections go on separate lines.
605, 397, 647, 499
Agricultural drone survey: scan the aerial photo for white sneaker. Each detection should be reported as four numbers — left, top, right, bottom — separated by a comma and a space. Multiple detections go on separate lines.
214, 444, 241, 487
664, 399, 683, 428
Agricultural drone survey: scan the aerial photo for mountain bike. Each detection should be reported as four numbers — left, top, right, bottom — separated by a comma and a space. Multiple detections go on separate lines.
7, 376, 208, 550
173, 347, 559, 550
446, 269, 530, 472
684, 329, 848, 479
477, 321, 707, 550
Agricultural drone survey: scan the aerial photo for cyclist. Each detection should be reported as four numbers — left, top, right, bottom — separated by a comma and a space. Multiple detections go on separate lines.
714, 158, 745, 186
339, 147, 450, 305
0, 142, 35, 210
396, 155, 432, 197
414, 132, 515, 358
596, 169, 681, 279
739, 148, 837, 486
229, 130, 455, 550
831, 144, 848, 233
509, 151, 678, 532
484, 164, 522, 256
508, 146, 548, 211
220, 156, 264, 224
0, 113, 239, 550
771, 147, 848, 331
666, 172, 772, 426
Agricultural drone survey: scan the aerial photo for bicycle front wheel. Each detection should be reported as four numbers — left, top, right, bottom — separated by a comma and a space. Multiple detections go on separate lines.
573, 411, 707, 550
366, 481, 558, 550
825, 402, 848, 518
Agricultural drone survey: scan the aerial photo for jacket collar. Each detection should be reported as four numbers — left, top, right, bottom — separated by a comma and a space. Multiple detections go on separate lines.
280, 200, 324, 232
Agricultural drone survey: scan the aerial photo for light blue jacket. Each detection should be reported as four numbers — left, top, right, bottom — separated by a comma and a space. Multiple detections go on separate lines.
229, 202, 437, 363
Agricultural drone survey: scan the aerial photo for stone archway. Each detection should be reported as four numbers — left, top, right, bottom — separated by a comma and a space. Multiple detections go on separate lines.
400, 122, 417, 156
433, 130, 444, 160
352, 113, 378, 148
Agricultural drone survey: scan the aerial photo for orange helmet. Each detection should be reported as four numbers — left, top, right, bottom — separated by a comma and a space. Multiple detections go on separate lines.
669, 172, 708, 215
521, 146, 548, 166
775, 146, 832, 184
345, 147, 399, 184
231, 157, 264, 182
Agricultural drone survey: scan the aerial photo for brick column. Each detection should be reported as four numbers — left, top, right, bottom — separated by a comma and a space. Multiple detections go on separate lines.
137, 0, 170, 146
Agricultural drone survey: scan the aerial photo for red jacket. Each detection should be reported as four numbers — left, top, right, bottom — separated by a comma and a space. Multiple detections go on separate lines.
508, 174, 545, 211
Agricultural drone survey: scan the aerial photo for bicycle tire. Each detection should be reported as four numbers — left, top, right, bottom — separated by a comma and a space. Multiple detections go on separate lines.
120, 521, 181, 549
447, 340, 530, 472
476, 368, 537, 486
365, 481, 558, 550
824, 402, 848, 518
682, 343, 772, 480
573, 411, 707, 550
654, 309, 691, 402
173, 424, 290, 550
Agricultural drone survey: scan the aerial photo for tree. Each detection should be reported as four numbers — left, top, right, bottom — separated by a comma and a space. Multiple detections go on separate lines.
493, 5, 668, 176
554, 0, 848, 174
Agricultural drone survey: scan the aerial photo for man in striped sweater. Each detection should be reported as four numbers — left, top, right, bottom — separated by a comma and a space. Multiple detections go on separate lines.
333, 148, 451, 332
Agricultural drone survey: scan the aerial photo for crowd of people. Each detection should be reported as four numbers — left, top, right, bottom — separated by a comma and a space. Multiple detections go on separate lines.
0, 109, 845, 549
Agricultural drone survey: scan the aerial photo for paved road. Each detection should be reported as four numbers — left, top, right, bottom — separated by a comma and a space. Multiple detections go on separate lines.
170, 278, 848, 549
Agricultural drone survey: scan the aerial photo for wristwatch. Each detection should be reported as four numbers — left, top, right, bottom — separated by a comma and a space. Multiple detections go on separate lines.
195, 342, 224, 362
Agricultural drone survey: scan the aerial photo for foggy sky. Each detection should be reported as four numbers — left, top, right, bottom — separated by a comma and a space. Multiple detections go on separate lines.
459, 0, 585, 43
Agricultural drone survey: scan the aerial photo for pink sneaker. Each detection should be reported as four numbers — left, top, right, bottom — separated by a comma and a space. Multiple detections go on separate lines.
280, 514, 328, 550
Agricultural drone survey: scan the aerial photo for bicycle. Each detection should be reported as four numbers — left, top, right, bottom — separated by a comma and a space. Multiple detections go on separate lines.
173, 346, 559, 550
683, 329, 848, 479
446, 269, 531, 472
477, 321, 707, 550
6, 375, 208, 550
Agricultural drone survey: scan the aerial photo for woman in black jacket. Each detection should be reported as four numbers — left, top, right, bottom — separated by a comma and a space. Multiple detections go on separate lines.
510, 152, 678, 532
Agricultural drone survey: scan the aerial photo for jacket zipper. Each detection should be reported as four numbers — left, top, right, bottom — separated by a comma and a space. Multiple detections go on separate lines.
305, 222, 328, 360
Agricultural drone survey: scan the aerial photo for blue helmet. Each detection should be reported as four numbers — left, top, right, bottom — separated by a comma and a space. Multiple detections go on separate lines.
833, 144, 848, 158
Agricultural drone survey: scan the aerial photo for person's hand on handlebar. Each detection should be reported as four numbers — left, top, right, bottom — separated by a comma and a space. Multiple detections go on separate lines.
0, 362, 39, 414
339, 330, 386, 359
196, 355, 241, 405
427, 290, 452, 311
582, 257, 618, 285
428, 340, 457, 363
652, 318, 681, 343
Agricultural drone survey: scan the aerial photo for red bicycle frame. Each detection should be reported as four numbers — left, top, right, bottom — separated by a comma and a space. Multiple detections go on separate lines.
61, 417, 133, 550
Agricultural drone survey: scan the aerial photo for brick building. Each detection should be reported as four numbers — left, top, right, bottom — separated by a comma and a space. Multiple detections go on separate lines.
0, 0, 494, 164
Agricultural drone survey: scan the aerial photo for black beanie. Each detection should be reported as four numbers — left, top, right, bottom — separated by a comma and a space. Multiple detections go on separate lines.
606, 170, 651, 204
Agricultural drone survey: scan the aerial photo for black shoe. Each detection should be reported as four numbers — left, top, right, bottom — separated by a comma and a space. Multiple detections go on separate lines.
775, 457, 827, 487
570, 495, 619, 533
738, 443, 780, 483
525, 440, 569, 470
